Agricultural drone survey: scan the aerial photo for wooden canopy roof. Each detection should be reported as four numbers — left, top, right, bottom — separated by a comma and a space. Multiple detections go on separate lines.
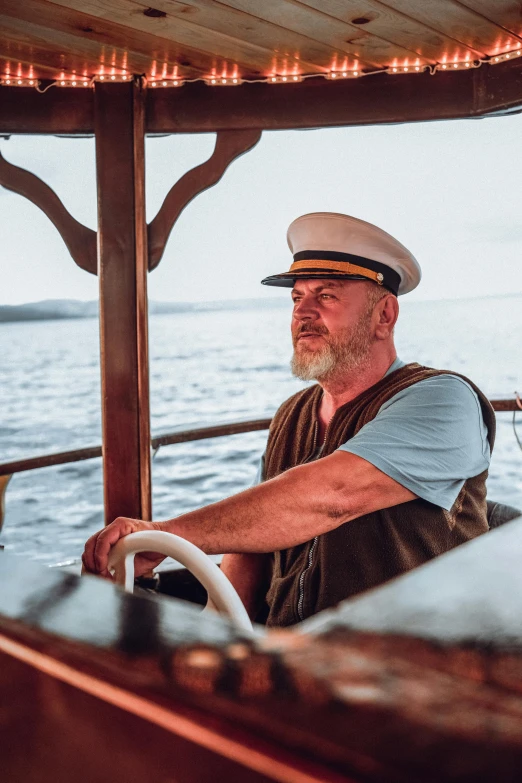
1, 0, 522, 84
1, 0, 522, 134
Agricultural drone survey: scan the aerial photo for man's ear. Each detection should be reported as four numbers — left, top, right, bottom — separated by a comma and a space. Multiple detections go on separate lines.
374, 295, 399, 339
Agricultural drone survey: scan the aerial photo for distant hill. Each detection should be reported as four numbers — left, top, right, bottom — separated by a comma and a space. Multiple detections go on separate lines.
0, 297, 289, 323
0, 300, 98, 322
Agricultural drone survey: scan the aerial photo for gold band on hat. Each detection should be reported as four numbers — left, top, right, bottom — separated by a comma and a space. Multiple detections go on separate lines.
289, 258, 384, 285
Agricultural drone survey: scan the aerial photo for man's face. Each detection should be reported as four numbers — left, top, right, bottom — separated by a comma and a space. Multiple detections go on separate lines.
290, 279, 375, 382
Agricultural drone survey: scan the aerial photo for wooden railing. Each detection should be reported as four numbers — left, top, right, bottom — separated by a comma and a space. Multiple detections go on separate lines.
0, 418, 271, 477
0, 396, 520, 478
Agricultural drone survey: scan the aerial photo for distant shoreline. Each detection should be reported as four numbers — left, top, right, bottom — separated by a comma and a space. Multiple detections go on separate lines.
1, 291, 521, 324
0, 297, 289, 324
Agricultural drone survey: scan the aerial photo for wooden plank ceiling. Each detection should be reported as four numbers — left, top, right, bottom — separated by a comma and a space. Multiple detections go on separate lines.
0, 0, 521, 84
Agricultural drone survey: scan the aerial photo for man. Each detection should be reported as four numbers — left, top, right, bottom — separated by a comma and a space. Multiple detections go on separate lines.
83, 213, 494, 627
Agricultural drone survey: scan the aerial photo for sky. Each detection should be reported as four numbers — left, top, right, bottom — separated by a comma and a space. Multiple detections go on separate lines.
1, 110, 522, 306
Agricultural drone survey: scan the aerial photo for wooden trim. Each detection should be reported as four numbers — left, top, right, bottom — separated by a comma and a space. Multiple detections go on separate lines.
95, 79, 151, 525
0, 85, 94, 134
147, 58, 522, 133
489, 397, 522, 412
0, 150, 97, 274
133, 80, 152, 521
148, 129, 262, 270
0, 633, 353, 783
151, 417, 272, 448
1, 59, 522, 135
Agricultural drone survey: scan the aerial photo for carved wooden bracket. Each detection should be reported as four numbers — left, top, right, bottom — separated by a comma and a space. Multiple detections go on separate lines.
0, 129, 261, 276
148, 129, 262, 271
0, 151, 97, 275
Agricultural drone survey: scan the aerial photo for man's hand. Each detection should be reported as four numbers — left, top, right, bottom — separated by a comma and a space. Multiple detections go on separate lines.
82, 517, 167, 579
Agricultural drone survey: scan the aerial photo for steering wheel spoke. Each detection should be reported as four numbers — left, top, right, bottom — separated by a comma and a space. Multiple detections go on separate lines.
107, 531, 253, 635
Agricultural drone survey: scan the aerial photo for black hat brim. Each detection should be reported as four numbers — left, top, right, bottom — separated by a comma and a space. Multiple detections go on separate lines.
261, 271, 372, 288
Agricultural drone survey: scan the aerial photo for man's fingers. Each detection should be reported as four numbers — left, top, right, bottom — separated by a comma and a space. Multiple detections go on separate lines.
82, 531, 101, 573
81, 553, 113, 580
92, 518, 131, 574
81, 554, 93, 575
82, 517, 157, 578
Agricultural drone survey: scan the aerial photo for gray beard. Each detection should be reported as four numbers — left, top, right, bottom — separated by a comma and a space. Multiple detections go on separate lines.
290, 321, 372, 383
291, 347, 338, 381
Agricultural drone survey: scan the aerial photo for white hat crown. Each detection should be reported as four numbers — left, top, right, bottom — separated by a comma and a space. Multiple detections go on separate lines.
261, 212, 421, 295
286, 213, 421, 296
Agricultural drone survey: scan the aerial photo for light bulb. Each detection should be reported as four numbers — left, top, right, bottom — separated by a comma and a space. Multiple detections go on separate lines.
162, 81, 167, 86
354, 70, 359, 76
174, 80, 179, 86
392, 67, 398, 73
60, 80, 65, 85
233, 78, 238, 83
72, 80, 76, 86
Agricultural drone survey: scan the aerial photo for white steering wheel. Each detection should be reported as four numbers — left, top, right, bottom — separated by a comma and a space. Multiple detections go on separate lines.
107, 530, 253, 635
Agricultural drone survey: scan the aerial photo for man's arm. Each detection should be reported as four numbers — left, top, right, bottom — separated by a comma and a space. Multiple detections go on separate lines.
82, 451, 416, 577
220, 553, 272, 619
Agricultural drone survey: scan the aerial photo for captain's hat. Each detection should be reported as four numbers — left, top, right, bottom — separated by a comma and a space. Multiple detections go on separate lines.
261, 212, 421, 296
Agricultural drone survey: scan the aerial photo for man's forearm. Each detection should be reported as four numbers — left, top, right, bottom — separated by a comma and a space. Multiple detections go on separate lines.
161, 451, 415, 554
163, 462, 341, 553
82, 451, 415, 577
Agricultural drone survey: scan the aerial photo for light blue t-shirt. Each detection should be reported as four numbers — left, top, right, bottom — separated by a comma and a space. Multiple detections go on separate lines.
255, 358, 491, 512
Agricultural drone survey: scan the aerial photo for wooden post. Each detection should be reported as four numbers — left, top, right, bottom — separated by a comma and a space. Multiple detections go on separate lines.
95, 80, 151, 525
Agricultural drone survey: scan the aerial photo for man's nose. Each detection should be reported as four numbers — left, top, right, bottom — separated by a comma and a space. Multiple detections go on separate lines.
293, 296, 319, 320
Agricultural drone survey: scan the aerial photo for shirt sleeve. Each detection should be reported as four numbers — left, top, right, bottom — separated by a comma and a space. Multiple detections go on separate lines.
337, 375, 491, 511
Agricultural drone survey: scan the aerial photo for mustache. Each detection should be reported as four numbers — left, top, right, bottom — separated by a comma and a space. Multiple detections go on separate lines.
295, 323, 330, 337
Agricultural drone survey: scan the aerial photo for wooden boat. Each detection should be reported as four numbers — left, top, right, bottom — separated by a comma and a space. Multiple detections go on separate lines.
1, 2, 522, 780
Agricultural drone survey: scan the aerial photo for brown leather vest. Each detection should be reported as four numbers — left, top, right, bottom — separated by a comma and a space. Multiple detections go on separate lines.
264, 363, 496, 627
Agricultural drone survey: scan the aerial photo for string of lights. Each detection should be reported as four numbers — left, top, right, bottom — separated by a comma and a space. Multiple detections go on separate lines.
1, 45, 521, 90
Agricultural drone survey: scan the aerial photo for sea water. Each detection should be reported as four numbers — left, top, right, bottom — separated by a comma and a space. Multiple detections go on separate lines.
1, 294, 521, 566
